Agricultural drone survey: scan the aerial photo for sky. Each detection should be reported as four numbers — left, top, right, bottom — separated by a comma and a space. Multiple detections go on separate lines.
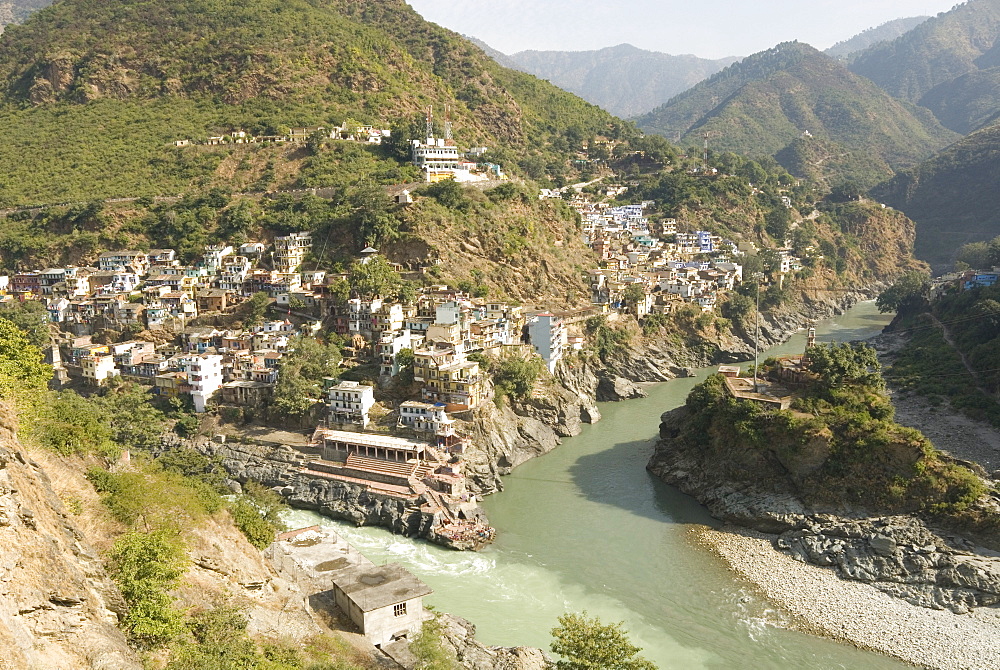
406, 0, 962, 59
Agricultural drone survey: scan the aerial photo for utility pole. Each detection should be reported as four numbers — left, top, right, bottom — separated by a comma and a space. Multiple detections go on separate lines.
752, 271, 763, 392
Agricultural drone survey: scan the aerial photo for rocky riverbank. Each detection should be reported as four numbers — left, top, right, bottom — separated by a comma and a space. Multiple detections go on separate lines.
696, 525, 1000, 670
651, 403, 1000, 610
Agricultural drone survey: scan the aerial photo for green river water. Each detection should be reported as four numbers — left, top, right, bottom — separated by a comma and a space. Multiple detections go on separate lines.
284, 301, 913, 669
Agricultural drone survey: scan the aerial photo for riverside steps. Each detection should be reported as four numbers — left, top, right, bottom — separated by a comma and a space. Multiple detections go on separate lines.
193, 418, 495, 550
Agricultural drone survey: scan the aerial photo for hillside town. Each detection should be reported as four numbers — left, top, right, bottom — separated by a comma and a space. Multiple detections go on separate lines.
0, 167, 816, 548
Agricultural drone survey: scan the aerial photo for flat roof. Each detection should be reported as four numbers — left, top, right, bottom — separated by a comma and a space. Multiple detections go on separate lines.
314, 428, 430, 453
333, 562, 433, 612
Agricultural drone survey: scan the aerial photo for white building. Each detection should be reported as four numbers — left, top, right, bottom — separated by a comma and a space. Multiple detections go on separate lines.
398, 400, 453, 435
526, 313, 565, 374
81, 354, 119, 385
273, 232, 312, 273
182, 354, 224, 412
328, 380, 376, 427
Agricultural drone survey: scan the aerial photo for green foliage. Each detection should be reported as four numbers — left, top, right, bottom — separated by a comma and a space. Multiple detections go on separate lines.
395, 347, 415, 384
86, 462, 223, 530
806, 342, 884, 392
584, 317, 631, 359
877, 271, 929, 315
550, 612, 656, 670
32, 391, 118, 458
679, 349, 987, 518
348, 256, 402, 300
0, 317, 51, 418
0, 300, 48, 347
109, 530, 186, 648
410, 618, 458, 670
243, 292, 272, 329
229, 481, 287, 550
491, 355, 544, 402
637, 42, 956, 188
641, 313, 669, 336
270, 336, 341, 420
100, 380, 169, 451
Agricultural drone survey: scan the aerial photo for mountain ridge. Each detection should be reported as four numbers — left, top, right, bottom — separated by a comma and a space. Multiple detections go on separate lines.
484, 41, 736, 118
635, 41, 958, 187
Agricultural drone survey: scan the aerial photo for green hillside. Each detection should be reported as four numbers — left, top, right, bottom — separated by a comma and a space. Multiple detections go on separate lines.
873, 120, 1000, 268
917, 67, 1000, 134
635, 42, 958, 188
0, 0, 623, 206
849, 0, 1000, 105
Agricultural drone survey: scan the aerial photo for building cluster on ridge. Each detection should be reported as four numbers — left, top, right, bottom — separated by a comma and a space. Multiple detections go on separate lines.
550, 190, 807, 316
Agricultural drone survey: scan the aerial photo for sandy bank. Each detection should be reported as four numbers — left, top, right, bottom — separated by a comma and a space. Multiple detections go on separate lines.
692, 525, 1000, 670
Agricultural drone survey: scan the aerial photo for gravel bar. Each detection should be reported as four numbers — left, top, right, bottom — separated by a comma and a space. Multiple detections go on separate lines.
692, 525, 1000, 670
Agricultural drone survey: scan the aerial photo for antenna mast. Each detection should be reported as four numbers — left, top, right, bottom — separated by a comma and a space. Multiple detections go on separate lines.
703, 132, 709, 167
444, 105, 453, 142
426, 106, 434, 140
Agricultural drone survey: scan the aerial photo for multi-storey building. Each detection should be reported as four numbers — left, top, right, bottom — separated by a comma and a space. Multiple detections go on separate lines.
526, 313, 565, 374
273, 232, 312, 273
327, 380, 376, 427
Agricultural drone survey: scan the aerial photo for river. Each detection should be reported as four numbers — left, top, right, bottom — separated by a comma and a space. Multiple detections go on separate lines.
284, 301, 910, 669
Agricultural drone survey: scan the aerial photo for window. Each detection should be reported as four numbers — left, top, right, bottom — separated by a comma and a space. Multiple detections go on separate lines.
393, 603, 407, 617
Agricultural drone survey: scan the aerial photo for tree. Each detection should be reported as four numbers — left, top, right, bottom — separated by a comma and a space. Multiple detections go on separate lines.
395, 347, 415, 384
622, 283, 646, 316
350, 183, 399, 247
876, 271, 928, 315
0, 317, 51, 416
0, 300, 49, 348
349, 256, 402, 299
243, 291, 271, 327
550, 612, 656, 670
306, 128, 328, 155
806, 342, 884, 391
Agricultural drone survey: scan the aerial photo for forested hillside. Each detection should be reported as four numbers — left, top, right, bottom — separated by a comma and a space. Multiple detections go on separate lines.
0, 0, 624, 206
850, 0, 1000, 103
635, 42, 958, 189
873, 120, 1000, 267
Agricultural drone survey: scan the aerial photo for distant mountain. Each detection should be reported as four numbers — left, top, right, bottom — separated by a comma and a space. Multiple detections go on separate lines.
635, 42, 958, 187
849, 0, 1000, 132
873, 119, 1000, 268
824, 16, 930, 60
465, 35, 518, 69
0, 0, 50, 31
495, 43, 736, 118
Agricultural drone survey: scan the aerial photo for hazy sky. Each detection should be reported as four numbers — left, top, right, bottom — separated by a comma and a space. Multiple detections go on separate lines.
407, 0, 961, 59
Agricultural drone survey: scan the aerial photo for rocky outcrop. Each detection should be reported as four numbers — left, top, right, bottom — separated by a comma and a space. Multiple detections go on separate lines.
0, 412, 141, 670
435, 613, 551, 670
778, 517, 1000, 614
649, 407, 1000, 614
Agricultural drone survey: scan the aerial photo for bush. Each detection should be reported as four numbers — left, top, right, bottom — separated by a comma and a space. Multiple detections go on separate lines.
492, 355, 544, 402
110, 531, 186, 648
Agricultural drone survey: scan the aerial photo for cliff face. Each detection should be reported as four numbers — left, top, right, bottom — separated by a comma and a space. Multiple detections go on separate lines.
0, 410, 140, 670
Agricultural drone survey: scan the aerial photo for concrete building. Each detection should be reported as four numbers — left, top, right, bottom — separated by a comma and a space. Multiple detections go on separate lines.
526, 313, 565, 374
273, 232, 312, 273
182, 354, 224, 412
81, 354, 120, 385
331, 563, 433, 647
327, 380, 376, 427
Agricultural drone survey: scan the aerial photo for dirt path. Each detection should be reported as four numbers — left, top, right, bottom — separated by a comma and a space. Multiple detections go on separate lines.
927, 312, 989, 395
